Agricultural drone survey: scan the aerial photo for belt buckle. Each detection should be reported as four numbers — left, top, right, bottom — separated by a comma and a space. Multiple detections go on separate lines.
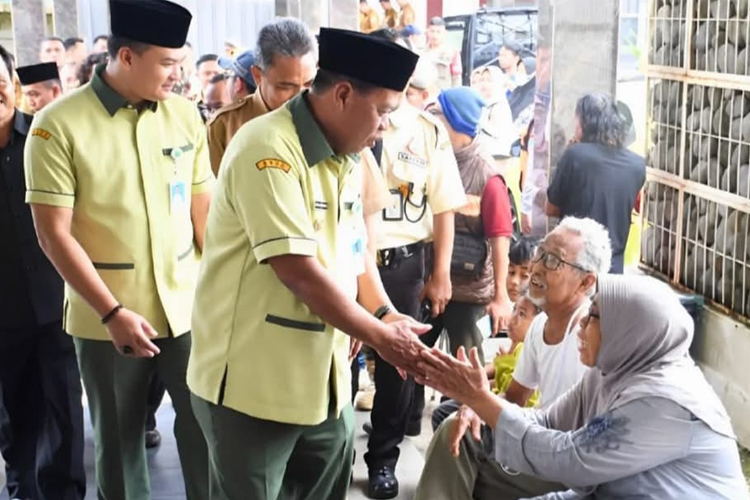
377, 249, 393, 268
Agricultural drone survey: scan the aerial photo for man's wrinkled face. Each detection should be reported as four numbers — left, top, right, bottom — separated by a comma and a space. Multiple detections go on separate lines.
528, 228, 591, 309
251, 53, 317, 111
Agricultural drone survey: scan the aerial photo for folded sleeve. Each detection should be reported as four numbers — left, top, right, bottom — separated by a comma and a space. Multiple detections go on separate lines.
24, 113, 76, 208
226, 146, 317, 264
192, 108, 215, 194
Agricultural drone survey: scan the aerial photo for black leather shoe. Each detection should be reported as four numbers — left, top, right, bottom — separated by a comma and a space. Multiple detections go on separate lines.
368, 466, 398, 499
145, 429, 162, 449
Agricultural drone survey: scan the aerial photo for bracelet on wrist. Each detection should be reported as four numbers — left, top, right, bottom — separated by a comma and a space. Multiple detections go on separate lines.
101, 304, 123, 325
374, 305, 391, 320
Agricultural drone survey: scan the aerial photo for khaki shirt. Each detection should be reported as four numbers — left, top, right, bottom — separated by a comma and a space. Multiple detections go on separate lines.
375, 105, 466, 249
383, 7, 398, 28
207, 90, 269, 175
398, 4, 416, 28
25, 65, 213, 340
425, 45, 463, 89
188, 92, 366, 425
359, 10, 381, 33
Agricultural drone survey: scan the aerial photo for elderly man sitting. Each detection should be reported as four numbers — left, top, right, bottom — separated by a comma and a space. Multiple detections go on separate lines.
415, 217, 612, 500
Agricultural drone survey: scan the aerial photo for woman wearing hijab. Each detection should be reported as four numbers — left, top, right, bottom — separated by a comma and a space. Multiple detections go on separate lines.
417, 274, 748, 499
471, 66, 517, 158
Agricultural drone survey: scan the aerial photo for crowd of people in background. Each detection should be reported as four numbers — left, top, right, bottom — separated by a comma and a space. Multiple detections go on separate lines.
0, 0, 748, 500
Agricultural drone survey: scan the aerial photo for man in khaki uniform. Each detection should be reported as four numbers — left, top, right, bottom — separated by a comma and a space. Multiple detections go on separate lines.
207, 18, 317, 176
364, 78, 467, 500
188, 28, 428, 500
424, 17, 463, 89
380, 0, 399, 28
360, 0, 382, 33
24, 1, 213, 499
396, 0, 416, 28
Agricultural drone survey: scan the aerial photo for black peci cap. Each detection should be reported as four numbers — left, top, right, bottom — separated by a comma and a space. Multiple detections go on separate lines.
17, 62, 59, 85
318, 28, 418, 92
109, 0, 192, 49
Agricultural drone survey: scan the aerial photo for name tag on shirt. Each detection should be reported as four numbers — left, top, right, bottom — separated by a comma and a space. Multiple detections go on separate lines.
383, 189, 404, 221
169, 179, 188, 214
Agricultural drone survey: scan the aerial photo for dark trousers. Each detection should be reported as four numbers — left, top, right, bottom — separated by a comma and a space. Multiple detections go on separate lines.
410, 301, 488, 431
364, 247, 425, 471
0, 321, 85, 500
192, 394, 354, 500
145, 374, 166, 432
74, 334, 210, 500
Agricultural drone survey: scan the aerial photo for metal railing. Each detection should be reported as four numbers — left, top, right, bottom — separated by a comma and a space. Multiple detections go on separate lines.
645, 0, 750, 321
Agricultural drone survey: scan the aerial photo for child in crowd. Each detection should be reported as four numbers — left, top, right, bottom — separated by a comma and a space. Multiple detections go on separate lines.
485, 293, 542, 407
506, 236, 537, 303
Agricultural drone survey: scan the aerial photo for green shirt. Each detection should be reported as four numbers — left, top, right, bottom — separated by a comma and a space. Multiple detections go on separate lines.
188, 91, 366, 426
24, 65, 213, 340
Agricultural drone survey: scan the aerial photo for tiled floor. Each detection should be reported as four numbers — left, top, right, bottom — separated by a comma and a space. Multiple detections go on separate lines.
0, 399, 437, 500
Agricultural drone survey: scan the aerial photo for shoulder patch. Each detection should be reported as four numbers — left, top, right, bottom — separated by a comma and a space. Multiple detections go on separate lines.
32, 128, 52, 140
256, 158, 292, 173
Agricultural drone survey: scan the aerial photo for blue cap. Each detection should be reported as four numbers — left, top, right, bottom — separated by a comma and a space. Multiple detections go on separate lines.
218, 49, 255, 83
401, 24, 422, 36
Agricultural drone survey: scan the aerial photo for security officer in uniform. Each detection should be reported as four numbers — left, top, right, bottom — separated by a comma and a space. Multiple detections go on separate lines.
16, 62, 62, 113
188, 28, 428, 500
0, 45, 84, 500
207, 18, 317, 176
25, 1, 213, 499
362, 31, 467, 500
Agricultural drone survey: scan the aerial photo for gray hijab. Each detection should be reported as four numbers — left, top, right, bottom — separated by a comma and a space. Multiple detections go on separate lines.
554, 274, 735, 439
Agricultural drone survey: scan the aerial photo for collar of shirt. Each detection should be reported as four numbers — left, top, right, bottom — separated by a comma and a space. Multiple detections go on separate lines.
90, 63, 158, 117
288, 90, 339, 167
11, 110, 30, 139
388, 103, 417, 129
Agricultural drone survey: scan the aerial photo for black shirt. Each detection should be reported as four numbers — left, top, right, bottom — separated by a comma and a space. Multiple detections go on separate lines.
0, 111, 64, 330
547, 142, 646, 273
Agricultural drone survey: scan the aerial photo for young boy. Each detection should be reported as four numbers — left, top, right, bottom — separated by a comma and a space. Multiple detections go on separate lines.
507, 236, 537, 303
485, 293, 542, 407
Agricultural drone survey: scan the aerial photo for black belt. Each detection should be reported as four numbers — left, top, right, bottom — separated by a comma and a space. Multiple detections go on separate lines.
377, 242, 423, 269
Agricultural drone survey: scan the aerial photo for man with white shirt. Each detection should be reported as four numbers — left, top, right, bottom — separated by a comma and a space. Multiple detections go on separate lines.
414, 216, 612, 500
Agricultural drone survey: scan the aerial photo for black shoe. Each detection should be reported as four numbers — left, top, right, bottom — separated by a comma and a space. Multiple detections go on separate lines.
368, 466, 398, 499
363, 421, 372, 435
145, 429, 162, 449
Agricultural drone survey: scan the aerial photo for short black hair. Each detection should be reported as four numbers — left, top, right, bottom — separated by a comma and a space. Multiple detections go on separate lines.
94, 35, 108, 43
509, 236, 538, 266
0, 44, 14, 77
196, 54, 219, 69
311, 68, 377, 95
107, 36, 150, 59
63, 37, 84, 50
77, 52, 108, 85
209, 72, 229, 84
